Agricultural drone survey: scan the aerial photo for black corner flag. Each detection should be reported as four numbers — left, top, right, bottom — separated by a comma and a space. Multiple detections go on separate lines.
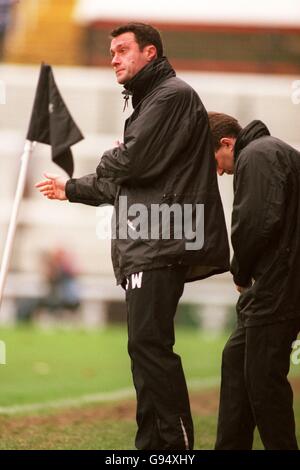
26, 63, 84, 177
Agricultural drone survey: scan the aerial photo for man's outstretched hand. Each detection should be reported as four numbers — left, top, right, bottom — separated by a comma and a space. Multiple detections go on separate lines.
35, 173, 68, 200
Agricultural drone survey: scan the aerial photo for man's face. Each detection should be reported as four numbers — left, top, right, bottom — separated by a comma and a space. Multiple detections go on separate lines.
110, 32, 153, 84
214, 138, 236, 176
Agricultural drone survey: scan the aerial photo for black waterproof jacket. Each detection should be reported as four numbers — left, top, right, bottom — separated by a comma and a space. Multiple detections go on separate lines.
66, 58, 229, 284
231, 120, 300, 326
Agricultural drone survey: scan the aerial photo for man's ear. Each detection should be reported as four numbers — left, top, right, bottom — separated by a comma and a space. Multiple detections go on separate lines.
144, 45, 157, 62
220, 137, 234, 148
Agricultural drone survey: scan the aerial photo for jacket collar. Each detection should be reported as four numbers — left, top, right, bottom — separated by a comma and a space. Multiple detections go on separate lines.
234, 120, 270, 161
123, 57, 176, 109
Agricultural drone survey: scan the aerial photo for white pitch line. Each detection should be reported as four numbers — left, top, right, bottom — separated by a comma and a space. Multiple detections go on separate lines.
0, 377, 220, 416
0, 388, 135, 416
188, 376, 220, 389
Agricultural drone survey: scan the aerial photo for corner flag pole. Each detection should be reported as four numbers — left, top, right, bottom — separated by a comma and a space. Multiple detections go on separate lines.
0, 63, 83, 309
0, 140, 35, 307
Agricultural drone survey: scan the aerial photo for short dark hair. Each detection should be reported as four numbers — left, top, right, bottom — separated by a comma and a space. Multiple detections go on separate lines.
110, 23, 163, 58
208, 112, 242, 150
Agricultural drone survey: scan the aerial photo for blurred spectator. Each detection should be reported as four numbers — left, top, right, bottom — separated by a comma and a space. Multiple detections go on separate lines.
16, 247, 81, 323
0, 0, 18, 60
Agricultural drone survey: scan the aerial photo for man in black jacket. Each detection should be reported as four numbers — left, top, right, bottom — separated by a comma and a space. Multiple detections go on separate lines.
208, 112, 300, 450
36, 23, 229, 450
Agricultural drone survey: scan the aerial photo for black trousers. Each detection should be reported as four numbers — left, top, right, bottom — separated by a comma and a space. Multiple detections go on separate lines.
125, 266, 194, 450
215, 317, 300, 450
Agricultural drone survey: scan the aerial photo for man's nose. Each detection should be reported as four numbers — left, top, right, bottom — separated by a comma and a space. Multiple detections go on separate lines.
111, 54, 120, 67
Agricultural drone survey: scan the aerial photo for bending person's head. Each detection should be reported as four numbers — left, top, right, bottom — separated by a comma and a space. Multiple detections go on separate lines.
208, 112, 242, 176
